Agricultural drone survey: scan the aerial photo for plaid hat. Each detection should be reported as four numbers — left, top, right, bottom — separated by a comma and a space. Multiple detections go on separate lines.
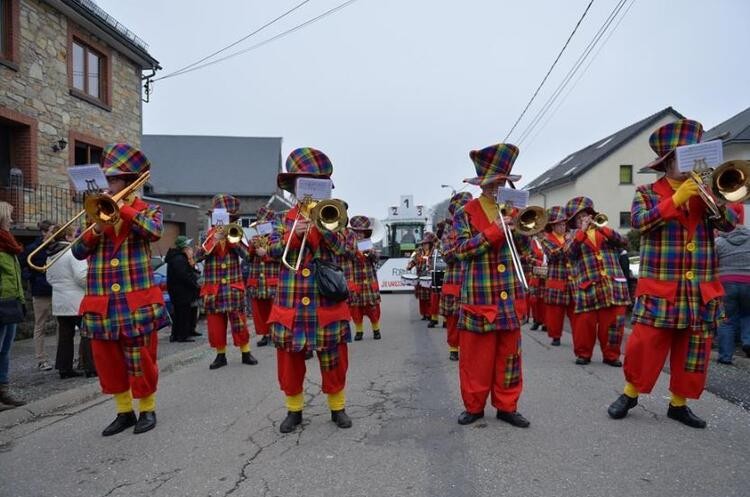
256, 206, 275, 223
448, 192, 473, 215
565, 196, 595, 225
101, 143, 151, 177
349, 215, 373, 237
175, 235, 193, 249
278, 147, 333, 193
546, 206, 567, 226
420, 232, 438, 245
211, 194, 240, 215
464, 143, 521, 186
644, 119, 704, 171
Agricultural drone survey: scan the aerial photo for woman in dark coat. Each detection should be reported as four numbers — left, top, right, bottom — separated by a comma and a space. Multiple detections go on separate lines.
166, 236, 201, 342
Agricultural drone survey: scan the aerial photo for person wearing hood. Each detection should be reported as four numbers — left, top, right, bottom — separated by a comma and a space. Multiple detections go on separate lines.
166, 236, 200, 343
715, 204, 750, 364
46, 225, 95, 379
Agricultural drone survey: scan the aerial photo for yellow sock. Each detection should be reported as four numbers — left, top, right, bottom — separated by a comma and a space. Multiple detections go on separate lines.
623, 382, 639, 399
449, 346, 459, 352
371, 321, 380, 331
286, 393, 304, 412
327, 390, 346, 411
113, 390, 133, 414
217, 346, 227, 354
431, 315, 439, 321
354, 323, 364, 333
139, 394, 156, 413
240, 343, 250, 353
670, 393, 687, 407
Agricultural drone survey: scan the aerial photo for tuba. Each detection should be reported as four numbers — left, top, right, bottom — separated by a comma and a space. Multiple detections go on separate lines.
690, 160, 750, 218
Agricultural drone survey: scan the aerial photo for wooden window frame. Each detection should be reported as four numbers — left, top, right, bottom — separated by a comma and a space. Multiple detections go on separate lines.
68, 130, 106, 166
67, 23, 112, 111
619, 164, 633, 185
0, 0, 20, 70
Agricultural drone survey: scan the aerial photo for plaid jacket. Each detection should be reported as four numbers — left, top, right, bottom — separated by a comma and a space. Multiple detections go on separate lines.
72, 198, 169, 341
406, 248, 432, 301
267, 206, 353, 356
348, 248, 381, 307
631, 177, 737, 331
245, 236, 280, 300
454, 198, 526, 333
439, 221, 463, 316
540, 231, 575, 306
195, 227, 250, 314
564, 226, 631, 312
520, 235, 545, 296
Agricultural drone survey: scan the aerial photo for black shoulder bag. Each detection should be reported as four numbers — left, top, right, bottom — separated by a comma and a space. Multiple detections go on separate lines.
312, 259, 349, 302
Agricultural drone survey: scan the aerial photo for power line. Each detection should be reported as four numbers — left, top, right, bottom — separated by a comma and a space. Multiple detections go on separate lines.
159, 0, 314, 80
503, 0, 595, 142
154, 0, 363, 83
516, 0, 630, 146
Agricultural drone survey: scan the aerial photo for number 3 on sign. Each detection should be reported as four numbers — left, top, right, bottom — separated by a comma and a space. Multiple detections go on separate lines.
416, 205, 423, 216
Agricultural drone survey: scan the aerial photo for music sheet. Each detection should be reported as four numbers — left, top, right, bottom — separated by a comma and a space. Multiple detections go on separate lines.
675, 140, 724, 172
67, 165, 108, 193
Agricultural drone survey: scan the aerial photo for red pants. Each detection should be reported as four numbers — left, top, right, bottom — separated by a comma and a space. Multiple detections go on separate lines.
572, 306, 626, 362
545, 303, 575, 340
250, 298, 273, 335
624, 323, 711, 399
418, 298, 431, 317
207, 312, 250, 348
459, 328, 523, 413
276, 344, 348, 396
429, 292, 440, 317
91, 334, 158, 399
350, 304, 381, 326
446, 315, 459, 349
530, 296, 545, 325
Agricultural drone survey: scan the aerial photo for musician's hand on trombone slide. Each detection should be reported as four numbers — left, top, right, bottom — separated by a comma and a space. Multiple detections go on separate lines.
294, 219, 310, 236
495, 214, 514, 231
672, 178, 700, 207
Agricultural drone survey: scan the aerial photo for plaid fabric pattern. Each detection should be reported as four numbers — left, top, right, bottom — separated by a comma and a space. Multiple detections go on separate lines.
564, 196, 595, 225
196, 229, 250, 313
630, 178, 737, 330
565, 227, 631, 313
123, 335, 149, 377
546, 205, 567, 225
503, 337, 522, 388
267, 205, 353, 361
348, 249, 381, 307
608, 313, 626, 347
279, 148, 334, 192
246, 254, 280, 299
101, 143, 150, 177
349, 215, 371, 231
465, 144, 520, 185
650, 119, 704, 158
454, 198, 526, 333
439, 221, 463, 316
407, 249, 432, 301
685, 330, 709, 373
448, 192, 473, 215
211, 194, 240, 215
72, 199, 169, 341
540, 232, 574, 306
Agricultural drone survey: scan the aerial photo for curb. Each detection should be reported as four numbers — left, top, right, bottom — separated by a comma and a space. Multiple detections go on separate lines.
0, 344, 209, 431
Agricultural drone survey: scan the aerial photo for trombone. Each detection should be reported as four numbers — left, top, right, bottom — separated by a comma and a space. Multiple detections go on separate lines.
281, 197, 348, 271
497, 204, 548, 291
690, 160, 750, 218
26, 172, 151, 272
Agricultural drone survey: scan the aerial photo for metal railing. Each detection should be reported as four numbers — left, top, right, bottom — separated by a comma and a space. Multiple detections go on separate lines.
0, 183, 84, 230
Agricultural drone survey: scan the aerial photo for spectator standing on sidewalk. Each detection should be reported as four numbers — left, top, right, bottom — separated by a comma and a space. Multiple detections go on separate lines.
0, 201, 27, 409
716, 204, 750, 365
46, 226, 96, 378
166, 236, 200, 342
21, 219, 57, 371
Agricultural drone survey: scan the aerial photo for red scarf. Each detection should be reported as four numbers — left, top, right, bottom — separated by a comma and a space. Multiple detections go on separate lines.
0, 229, 23, 255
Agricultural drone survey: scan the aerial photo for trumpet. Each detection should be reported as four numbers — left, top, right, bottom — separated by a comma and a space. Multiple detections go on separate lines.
202, 222, 246, 253
690, 160, 750, 218
591, 213, 608, 228
281, 197, 349, 271
27, 172, 151, 272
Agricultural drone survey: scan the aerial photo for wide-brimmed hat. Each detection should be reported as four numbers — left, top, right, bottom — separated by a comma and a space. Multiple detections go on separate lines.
420, 232, 438, 245
101, 143, 151, 177
546, 206, 567, 226
448, 192, 473, 215
464, 143, 521, 186
349, 215, 373, 237
565, 196, 595, 226
256, 206, 275, 224
644, 119, 704, 171
278, 147, 333, 193
210, 194, 240, 215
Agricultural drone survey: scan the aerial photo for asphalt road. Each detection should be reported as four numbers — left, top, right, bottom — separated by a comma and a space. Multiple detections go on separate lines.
0, 294, 747, 497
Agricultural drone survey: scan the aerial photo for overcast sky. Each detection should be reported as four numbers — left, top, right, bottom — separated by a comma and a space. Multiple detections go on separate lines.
97, 0, 750, 218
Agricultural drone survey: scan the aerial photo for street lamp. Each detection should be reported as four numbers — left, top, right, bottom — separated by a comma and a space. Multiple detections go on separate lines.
440, 184, 456, 196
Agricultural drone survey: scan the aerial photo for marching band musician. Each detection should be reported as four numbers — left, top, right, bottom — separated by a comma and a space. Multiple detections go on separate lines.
439, 192, 473, 361
427, 221, 446, 329
453, 143, 530, 428
348, 216, 382, 341
245, 206, 280, 347
197, 194, 258, 370
564, 196, 630, 367
267, 147, 354, 433
608, 119, 738, 428
73, 144, 170, 436
539, 206, 575, 346
525, 234, 547, 331
406, 233, 437, 322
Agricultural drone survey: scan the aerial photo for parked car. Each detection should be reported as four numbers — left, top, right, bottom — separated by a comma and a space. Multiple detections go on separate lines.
151, 256, 172, 316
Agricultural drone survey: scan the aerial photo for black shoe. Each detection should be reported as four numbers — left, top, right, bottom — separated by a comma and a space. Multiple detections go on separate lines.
575, 357, 591, 365
241, 351, 258, 365
449, 351, 459, 361
256, 335, 270, 347
133, 411, 157, 434
331, 409, 352, 429
717, 358, 733, 365
743, 344, 750, 358
496, 410, 530, 428
457, 411, 484, 425
59, 370, 83, 379
421, 316, 428, 321
608, 394, 638, 419
354, 332, 363, 341
373, 330, 381, 340
85, 370, 98, 378
176, 337, 195, 343
603, 358, 623, 367
209, 353, 227, 370
280, 411, 302, 433
530, 322, 540, 331
427, 320, 438, 328
667, 405, 706, 429
304, 350, 314, 360
550, 339, 561, 346
190, 331, 202, 337
102, 411, 137, 437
